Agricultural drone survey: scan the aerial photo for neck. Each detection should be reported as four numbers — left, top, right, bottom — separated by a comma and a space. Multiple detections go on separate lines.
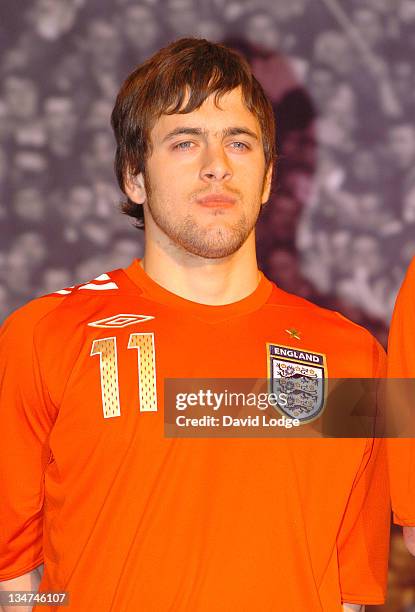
140, 233, 260, 306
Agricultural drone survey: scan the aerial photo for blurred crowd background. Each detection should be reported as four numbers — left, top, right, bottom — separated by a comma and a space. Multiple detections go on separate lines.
1, 0, 415, 608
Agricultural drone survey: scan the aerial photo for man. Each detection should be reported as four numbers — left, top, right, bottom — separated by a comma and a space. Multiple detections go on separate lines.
387, 256, 415, 554
385, 122, 415, 223
0, 38, 389, 611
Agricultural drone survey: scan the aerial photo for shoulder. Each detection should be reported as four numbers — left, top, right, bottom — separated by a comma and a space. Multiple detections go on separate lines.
269, 282, 377, 339
401, 256, 415, 293
267, 283, 385, 370
390, 256, 415, 321
1, 270, 124, 340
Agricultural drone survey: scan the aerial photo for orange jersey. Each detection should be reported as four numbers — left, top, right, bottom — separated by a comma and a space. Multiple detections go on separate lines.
0, 260, 390, 610
387, 256, 415, 525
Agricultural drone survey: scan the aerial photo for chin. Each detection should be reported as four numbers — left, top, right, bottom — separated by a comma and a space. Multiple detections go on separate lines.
178, 229, 249, 259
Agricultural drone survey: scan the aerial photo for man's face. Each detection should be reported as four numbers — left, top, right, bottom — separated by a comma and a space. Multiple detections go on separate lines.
399, 0, 415, 22
4, 77, 39, 120
245, 14, 281, 51
122, 6, 160, 51
30, 0, 78, 41
128, 86, 272, 259
353, 9, 382, 48
388, 125, 415, 169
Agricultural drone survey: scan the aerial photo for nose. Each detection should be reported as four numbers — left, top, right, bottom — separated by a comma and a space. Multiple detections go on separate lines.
199, 143, 232, 183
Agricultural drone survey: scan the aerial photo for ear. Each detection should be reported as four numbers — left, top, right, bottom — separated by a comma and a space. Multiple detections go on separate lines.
261, 163, 273, 205
124, 171, 147, 205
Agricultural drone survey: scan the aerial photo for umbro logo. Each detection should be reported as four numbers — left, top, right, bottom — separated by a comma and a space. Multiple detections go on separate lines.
88, 314, 155, 329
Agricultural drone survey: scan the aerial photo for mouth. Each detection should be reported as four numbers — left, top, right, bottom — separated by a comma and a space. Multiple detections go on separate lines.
196, 193, 237, 208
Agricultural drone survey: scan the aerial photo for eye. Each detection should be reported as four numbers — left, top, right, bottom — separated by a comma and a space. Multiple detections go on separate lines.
230, 141, 249, 150
173, 141, 194, 150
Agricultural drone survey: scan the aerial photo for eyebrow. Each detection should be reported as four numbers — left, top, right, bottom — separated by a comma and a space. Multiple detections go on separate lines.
161, 126, 259, 143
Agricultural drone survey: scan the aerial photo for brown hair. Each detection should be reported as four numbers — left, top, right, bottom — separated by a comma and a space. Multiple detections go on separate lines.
111, 37, 276, 229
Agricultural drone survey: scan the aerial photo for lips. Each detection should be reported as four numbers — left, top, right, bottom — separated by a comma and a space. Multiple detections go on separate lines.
196, 193, 237, 207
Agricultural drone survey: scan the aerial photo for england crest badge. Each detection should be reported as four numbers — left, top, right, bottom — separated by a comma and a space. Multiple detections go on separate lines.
267, 343, 327, 423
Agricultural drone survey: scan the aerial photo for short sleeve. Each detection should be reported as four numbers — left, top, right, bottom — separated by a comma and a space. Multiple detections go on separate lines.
388, 257, 415, 378
387, 257, 415, 525
336, 437, 390, 605
0, 301, 57, 580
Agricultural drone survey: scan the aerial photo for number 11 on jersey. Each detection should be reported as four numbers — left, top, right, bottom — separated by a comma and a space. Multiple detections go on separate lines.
90, 333, 158, 418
